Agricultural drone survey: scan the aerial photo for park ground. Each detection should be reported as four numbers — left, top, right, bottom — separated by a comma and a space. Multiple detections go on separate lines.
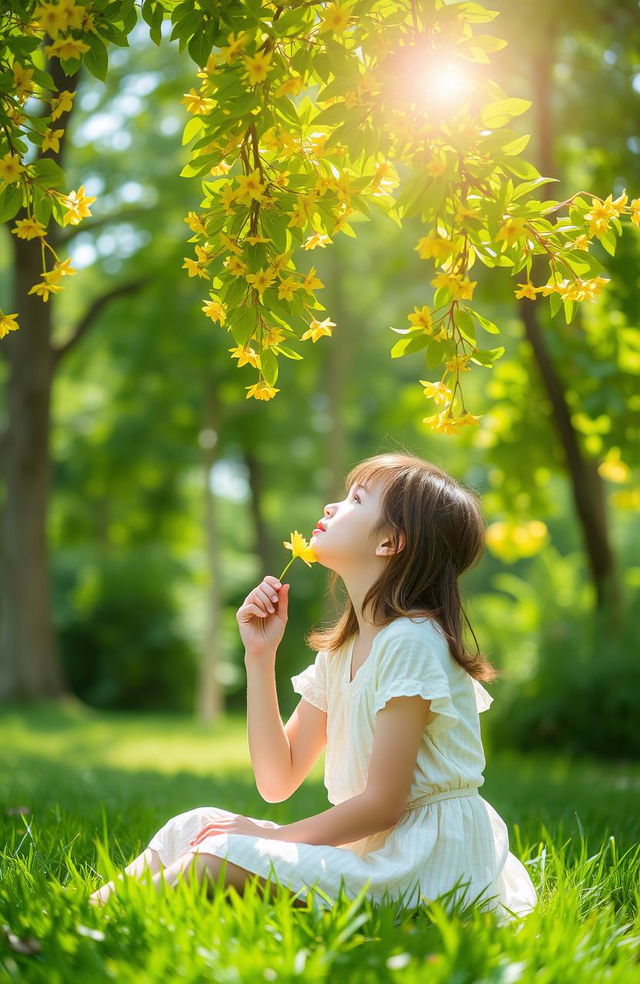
1, 702, 639, 982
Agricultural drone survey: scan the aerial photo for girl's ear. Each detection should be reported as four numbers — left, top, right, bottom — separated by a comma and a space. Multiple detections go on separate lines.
376, 530, 406, 556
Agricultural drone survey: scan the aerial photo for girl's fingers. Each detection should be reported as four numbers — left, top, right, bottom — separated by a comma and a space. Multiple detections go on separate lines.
239, 603, 267, 620
256, 585, 278, 612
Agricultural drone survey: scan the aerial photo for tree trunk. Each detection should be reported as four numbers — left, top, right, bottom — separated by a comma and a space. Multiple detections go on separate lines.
0, 236, 67, 699
244, 447, 275, 573
197, 380, 224, 722
521, 44, 623, 625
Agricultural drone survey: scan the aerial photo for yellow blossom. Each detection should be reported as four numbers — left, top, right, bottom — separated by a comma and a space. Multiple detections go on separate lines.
431, 272, 476, 300
584, 194, 618, 237
572, 234, 590, 251
53, 257, 76, 278
277, 276, 299, 300
41, 128, 64, 153
246, 379, 280, 400
181, 88, 215, 114
221, 31, 248, 63
302, 232, 332, 250
245, 234, 271, 245
597, 447, 630, 484
302, 266, 324, 293
235, 170, 266, 204
414, 234, 456, 261
426, 153, 447, 177
50, 90, 75, 120
229, 344, 260, 368
11, 217, 47, 240
244, 50, 273, 86
219, 233, 243, 255
282, 530, 317, 567
183, 257, 209, 279
444, 353, 472, 374
318, 3, 352, 34
301, 317, 335, 342
419, 379, 452, 407
202, 298, 227, 324
44, 36, 90, 61
274, 75, 304, 98
224, 255, 248, 276
27, 276, 63, 302
246, 267, 276, 296
496, 216, 527, 247
0, 152, 25, 184
13, 63, 34, 98
514, 281, 537, 300
185, 211, 208, 235
408, 306, 433, 332
34, 1, 69, 36
61, 185, 95, 226
263, 326, 286, 348
219, 184, 237, 215
630, 199, 640, 227
0, 312, 20, 339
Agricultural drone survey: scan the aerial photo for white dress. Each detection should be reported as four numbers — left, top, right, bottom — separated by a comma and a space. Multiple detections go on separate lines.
147, 616, 538, 923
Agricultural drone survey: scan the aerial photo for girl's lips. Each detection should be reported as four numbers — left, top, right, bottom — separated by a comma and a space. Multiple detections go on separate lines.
312, 528, 325, 535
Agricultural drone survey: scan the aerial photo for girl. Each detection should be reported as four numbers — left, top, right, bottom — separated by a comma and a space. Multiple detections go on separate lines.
89, 452, 538, 923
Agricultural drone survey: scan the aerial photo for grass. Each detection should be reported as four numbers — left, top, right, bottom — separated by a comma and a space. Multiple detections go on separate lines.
1, 700, 639, 982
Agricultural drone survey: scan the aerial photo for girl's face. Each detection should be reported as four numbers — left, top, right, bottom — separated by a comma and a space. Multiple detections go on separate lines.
311, 480, 388, 569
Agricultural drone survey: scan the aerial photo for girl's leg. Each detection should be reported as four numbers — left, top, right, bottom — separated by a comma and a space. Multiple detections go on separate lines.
89, 847, 164, 906
151, 850, 308, 907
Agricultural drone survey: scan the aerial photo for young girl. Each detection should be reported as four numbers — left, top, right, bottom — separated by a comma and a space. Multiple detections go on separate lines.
89, 452, 538, 923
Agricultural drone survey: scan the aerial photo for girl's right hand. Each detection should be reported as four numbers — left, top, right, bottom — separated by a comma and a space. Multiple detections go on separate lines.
236, 575, 290, 659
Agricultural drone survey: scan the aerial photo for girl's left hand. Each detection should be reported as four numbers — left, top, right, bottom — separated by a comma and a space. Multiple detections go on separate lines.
189, 815, 277, 847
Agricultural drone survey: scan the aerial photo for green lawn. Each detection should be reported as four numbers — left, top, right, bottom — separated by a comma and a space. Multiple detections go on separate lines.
1, 701, 639, 982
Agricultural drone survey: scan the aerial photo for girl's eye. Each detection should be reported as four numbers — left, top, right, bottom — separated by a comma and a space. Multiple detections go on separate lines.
352, 493, 360, 503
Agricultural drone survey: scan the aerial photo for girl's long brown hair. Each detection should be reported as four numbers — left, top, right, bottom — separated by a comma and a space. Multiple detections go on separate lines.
306, 452, 499, 683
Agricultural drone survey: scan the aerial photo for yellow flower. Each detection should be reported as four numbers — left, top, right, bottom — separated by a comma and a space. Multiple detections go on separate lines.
0, 312, 20, 339
50, 90, 75, 120
184, 211, 208, 234
612, 191, 628, 215
584, 194, 618, 237
263, 326, 286, 348
34, 1, 69, 36
219, 232, 243, 255
11, 217, 47, 240
235, 169, 266, 204
485, 520, 547, 562
13, 63, 34, 98
419, 379, 452, 407
414, 234, 456, 260
496, 216, 527, 247
282, 530, 317, 567
274, 75, 304, 98
27, 276, 63, 302
318, 3, 352, 34
302, 266, 324, 294
0, 152, 25, 184
422, 410, 480, 433
301, 317, 335, 342
572, 234, 591, 251
426, 153, 447, 177
302, 232, 332, 250
41, 128, 64, 153
277, 276, 299, 300
219, 184, 237, 215
244, 50, 273, 86
221, 31, 248, 63
181, 88, 215, 114
246, 267, 276, 296
245, 379, 280, 400
44, 36, 90, 60
630, 198, 640, 227
224, 255, 249, 276
202, 298, 227, 324
54, 257, 76, 278
244, 234, 271, 245
597, 447, 630, 484
408, 306, 433, 332
445, 353, 472, 374
183, 257, 209, 279
431, 272, 476, 300
61, 185, 95, 226
514, 281, 537, 300
229, 344, 260, 368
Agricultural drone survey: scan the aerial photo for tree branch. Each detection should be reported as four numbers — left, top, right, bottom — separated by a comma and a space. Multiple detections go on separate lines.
50, 276, 150, 368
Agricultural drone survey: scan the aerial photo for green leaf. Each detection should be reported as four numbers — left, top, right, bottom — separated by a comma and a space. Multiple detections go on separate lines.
456, 308, 476, 344
0, 185, 24, 223
497, 156, 540, 180
390, 335, 429, 358
471, 346, 504, 366
425, 339, 444, 369
83, 35, 109, 81
480, 97, 532, 128
473, 311, 500, 335
31, 158, 65, 189
598, 228, 617, 256
511, 176, 560, 201
259, 347, 279, 386
273, 345, 303, 360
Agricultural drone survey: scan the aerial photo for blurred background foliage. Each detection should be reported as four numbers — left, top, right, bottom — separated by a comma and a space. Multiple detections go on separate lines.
0, 0, 638, 757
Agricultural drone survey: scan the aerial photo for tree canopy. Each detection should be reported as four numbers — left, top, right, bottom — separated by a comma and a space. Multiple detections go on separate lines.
1, 0, 638, 432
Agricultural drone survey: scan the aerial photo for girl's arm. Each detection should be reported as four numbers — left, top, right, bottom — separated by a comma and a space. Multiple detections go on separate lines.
245, 654, 293, 803
269, 695, 433, 846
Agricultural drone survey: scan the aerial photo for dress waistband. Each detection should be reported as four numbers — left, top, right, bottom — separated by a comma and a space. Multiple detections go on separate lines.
403, 786, 480, 813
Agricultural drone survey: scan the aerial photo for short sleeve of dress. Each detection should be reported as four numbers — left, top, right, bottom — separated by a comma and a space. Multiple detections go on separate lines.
290, 649, 328, 712
372, 624, 460, 738
472, 677, 494, 714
